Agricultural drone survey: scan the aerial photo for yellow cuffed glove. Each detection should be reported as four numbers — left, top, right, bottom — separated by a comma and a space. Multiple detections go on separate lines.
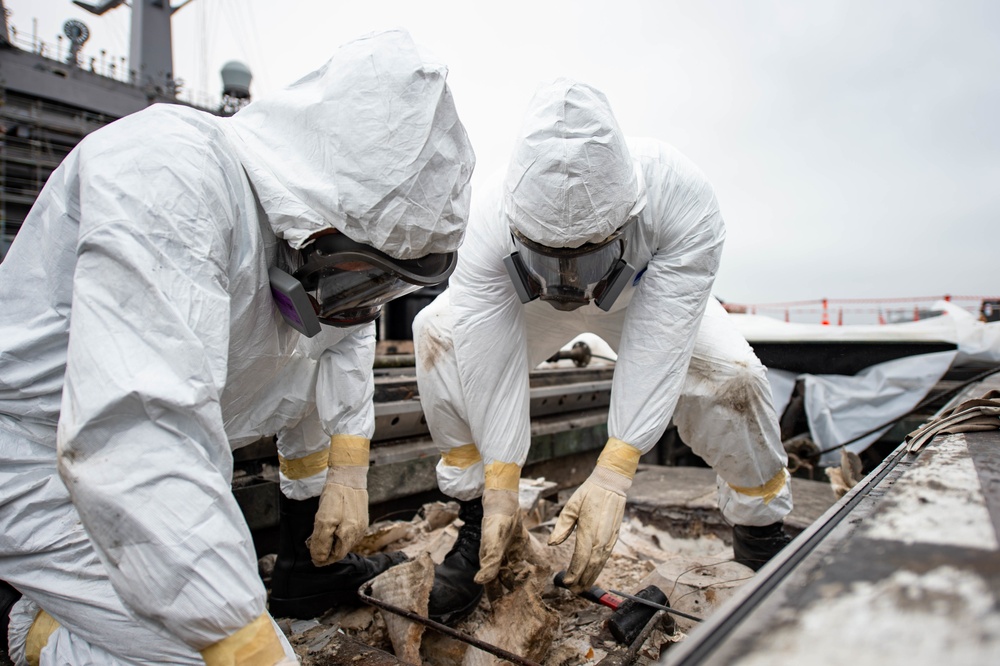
309, 435, 369, 567
548, 438, 641, 592
475, 462, 524, 584
200, 614, 293, 666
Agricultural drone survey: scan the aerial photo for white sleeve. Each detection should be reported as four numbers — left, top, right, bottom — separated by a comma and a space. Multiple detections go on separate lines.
275, 324, 376, 499
451, 185, 533, 469
57, 148, 265, 649
608, 155, 725, 452
315, 324, 376, 440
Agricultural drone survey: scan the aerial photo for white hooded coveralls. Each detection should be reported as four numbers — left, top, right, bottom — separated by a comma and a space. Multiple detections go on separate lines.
414, 79, 791, 531
0, 30, 474, 665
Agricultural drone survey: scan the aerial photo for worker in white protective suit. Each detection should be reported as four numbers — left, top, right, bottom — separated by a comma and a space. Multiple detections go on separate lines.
412, 79, 792, 624
0, 29, 474, 665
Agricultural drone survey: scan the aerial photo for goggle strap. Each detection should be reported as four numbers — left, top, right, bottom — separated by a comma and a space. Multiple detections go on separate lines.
510, 216, 635, 258
511, 229, 621, 258
305, 233, 457, 286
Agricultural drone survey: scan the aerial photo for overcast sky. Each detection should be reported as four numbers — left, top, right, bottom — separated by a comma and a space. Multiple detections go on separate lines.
7, 0, 999, 321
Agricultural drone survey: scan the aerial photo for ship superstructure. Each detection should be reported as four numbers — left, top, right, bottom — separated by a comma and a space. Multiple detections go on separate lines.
0, 0, 249, 258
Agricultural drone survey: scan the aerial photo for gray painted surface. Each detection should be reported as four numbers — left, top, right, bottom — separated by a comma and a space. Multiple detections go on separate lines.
665, 375, 1000, 665
1, 45, 168, 118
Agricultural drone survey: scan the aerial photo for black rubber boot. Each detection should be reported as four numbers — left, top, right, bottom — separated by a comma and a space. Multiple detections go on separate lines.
733, 522, 792, 571
428, 498, 484, 626
268, 495, 408, 619
1, 580, 21, 666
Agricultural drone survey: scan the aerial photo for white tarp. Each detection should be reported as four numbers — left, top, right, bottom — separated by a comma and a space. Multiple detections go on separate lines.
738, 301, 1000, 464
799, 351, 958, 463
551, 301, 1000, 466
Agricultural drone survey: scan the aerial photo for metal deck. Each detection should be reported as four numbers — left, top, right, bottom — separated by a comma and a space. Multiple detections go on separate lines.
664, 375, 1000, 665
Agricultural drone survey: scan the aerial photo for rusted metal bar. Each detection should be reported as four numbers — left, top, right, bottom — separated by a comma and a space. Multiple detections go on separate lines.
358, 583, 543, 666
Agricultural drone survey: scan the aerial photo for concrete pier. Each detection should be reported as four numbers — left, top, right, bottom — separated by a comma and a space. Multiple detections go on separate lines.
664, 375, 1000, 666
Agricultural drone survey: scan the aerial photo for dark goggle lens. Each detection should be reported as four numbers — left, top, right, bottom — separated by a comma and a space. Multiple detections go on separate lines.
512, 235, 624, 290
312, 267, 421, 318
286, 233, 457, 328
304, 233, 457, 286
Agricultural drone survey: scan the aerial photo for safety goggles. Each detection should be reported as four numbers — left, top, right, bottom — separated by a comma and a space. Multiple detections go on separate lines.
503, 219, 636, 312
269, 232, 457, 335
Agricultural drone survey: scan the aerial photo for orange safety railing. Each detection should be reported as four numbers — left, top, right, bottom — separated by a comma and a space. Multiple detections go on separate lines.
723, 295, 1000, 325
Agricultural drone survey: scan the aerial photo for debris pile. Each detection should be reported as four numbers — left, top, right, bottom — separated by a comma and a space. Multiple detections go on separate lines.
271, 479, 757, 665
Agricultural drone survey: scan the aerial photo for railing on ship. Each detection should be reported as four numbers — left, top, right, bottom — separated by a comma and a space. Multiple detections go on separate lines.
722, 295, 1000, 325
3, 23, 221, 113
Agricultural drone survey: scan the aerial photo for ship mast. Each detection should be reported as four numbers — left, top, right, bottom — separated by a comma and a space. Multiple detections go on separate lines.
73, 0, 194, 94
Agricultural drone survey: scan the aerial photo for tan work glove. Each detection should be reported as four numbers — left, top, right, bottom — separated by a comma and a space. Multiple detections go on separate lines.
200, 614, 296, 665
309, 435, 369, 566
475, 462, 524, 584
548, 438, 641, 592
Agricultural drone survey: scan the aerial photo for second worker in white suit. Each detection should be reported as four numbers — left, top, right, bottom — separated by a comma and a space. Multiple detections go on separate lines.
413, 78, 793, 625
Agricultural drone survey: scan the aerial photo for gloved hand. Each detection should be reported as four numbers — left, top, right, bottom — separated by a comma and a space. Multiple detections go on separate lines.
548, 438, 641, 592
309, 435, 370, 566
476, 489, 522, 584
475, 461, 524, 584
200, 614, 298, 665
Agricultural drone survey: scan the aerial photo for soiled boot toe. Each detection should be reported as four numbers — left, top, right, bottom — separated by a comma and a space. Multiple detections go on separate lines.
428, 499, 484, 625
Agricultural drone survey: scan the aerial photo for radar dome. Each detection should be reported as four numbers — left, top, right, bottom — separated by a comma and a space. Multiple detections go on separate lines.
221, 60, 253, 99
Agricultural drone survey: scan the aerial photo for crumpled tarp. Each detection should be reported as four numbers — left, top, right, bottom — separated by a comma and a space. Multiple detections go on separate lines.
553, 301, 1000, 466
739, 301, 1000, 464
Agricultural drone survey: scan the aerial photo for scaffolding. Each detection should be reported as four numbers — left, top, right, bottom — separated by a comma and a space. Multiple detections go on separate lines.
0, 89, 114, 259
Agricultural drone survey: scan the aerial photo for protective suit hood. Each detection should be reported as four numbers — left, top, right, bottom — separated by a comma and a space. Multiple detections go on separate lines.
228, 29, 475, 260
503, 78, 645, 248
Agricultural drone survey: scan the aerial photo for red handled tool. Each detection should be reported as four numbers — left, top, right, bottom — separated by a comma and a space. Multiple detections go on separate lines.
553, 570, 621, 610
